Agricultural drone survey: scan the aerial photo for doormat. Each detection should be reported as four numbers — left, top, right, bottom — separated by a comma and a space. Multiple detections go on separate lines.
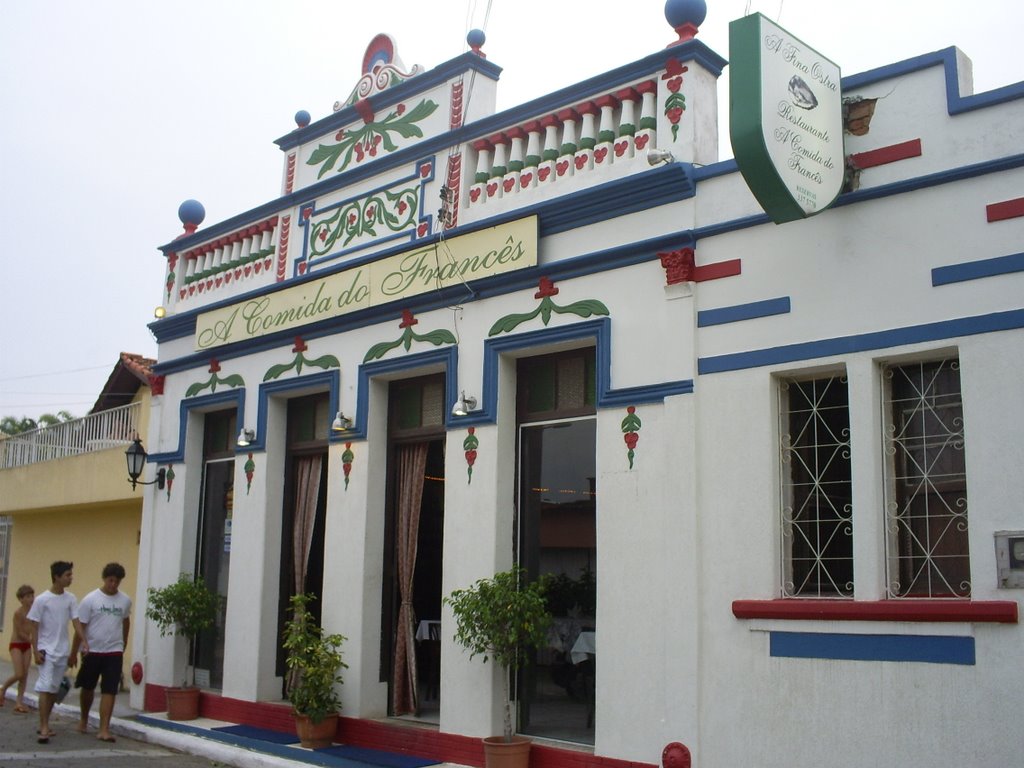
212, 724, 299, 743
316, 744, 439, 768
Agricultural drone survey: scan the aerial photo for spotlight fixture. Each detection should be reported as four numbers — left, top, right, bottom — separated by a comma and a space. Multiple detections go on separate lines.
237, 428, 256, 447
124, 437, 166, 491
647, 148, 676, 166
451, 392, 478, 417
331, 411, 353, 432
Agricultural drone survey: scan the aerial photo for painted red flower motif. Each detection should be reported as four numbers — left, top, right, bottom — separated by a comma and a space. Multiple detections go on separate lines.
398, 200, 407, 215
668, 77, 683, 93
556, 160, 569, 176
614, 141, 628, 157
421, 163, 432, 177
365, 205, 376, 219
520, 172, 533, 188
354, 144, 365, 161
574, 155, 587, 170
319, 229, 327, 241
667, 107, 683, 124
487, 182, 498, 197
635, 134, 650, 150
594, 147, 608, 164
396, 103, 406, 115
470, 187, 482, 202
348, 212, 357, 225
539, 166, 551, 181
417, 222, 429, 237
335, 130, 345, 140
503, 178, 515, 193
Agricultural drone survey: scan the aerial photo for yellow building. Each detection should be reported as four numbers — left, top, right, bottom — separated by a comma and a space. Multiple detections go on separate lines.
0, 352, 155, 665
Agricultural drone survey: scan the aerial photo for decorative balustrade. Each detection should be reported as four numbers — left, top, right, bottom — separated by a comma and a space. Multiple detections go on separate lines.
0, 402, 141, 470
467, 79, 658, 206
168, 214, 281, 304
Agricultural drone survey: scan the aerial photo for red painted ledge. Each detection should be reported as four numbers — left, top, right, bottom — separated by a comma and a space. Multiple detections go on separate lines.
849, 138, 922, 169
732, 599, 1018, 624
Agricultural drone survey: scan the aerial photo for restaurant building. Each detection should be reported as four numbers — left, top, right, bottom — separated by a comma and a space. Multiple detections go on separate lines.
133, 4, 1024, 766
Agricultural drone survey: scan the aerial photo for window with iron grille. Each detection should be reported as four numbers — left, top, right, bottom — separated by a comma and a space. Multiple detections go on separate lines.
779, 375, 854, 597
883, 358, 970, 598
0, 516, 11, 629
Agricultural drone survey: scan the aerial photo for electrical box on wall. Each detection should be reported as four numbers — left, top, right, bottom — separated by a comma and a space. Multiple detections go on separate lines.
994, 531, 1024, 588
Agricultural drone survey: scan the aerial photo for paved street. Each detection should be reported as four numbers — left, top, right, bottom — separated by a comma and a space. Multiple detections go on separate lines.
0, 699, 225, 767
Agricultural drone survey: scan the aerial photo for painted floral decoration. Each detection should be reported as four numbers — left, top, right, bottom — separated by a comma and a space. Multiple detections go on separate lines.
621, 406, 641, 469
463, 427, 479, 484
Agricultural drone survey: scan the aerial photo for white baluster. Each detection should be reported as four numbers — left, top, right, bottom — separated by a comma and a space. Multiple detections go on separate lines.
574, 101, 598, 173
470, 138, 492, 205
635, 80, 657, 156
556, 108, 580, 180
614, 87, 640, 161
539, 114, 559, 186
488, 133, 509, 200
593, 95, 619, 169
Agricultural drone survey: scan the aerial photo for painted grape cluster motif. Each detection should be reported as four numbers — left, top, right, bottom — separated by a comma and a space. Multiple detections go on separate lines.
307, 100, 438, 178
662, 59, 689, 142
310, 187, 419, 254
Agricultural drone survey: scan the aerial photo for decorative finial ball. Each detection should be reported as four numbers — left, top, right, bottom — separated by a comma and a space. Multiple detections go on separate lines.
294, 109, 311, 128
467, 28, 486, 49
664, 0, 707, 30
178, 199, 206, 227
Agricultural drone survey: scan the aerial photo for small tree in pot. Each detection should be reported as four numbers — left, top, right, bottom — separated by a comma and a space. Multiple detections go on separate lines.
445, 567, 552, 767
282, 593, 347, 748
145, 573, 222, 720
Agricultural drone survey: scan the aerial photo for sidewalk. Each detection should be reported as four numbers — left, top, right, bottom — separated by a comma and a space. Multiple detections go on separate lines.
1, 657, 465, 768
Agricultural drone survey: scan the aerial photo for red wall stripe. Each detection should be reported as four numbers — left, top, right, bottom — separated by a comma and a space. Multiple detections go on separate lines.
849, 138, 922, 169
986, 197, 1024, 222
693, 259, 741, 282
732, 599, 1018, 623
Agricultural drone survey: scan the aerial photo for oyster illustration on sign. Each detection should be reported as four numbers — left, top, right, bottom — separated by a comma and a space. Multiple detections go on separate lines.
788, 75, 818, 109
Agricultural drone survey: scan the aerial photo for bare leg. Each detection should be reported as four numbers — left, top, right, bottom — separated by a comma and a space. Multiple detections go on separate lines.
97, 693, 116, 741
38, 691, 56, 739
78, 687, 95, 733
10, 647, 31, 710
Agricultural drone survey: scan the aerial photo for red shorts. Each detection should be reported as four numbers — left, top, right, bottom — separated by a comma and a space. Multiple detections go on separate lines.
9, 641, 30, 652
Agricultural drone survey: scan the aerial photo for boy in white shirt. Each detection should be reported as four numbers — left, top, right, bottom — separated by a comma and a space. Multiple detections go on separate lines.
70, 562, 132, 742
27, 561, 87, 743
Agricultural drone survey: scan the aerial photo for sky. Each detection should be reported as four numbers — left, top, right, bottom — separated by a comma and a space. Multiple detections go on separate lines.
0, 0, 1020, 420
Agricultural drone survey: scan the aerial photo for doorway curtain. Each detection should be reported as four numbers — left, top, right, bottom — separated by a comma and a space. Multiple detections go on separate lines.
287, 455, 322, 693
392, 442, 428, 716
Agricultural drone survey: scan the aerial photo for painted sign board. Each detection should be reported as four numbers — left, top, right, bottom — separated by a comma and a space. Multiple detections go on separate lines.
195, 216, 538, 350
729, 14, 844, 223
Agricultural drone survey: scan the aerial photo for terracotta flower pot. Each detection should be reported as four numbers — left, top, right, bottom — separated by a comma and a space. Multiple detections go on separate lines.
482, 735, 531, 768
294, 712, 338, 749
165, 686, 201, 721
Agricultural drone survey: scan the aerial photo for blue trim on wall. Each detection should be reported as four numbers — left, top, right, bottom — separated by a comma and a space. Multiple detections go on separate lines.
842, 46, 1024, 115
932, 252, 1024, 286
770, 631, 975, 665
149, 389, 246, 465
457, 318, 692, 427
254, 369, 342, 451
697, 297, 791, 327
353, 346, 460, 440
698, 308, 1024, 375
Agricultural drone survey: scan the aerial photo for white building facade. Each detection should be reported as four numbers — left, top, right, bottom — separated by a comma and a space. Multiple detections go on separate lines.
132, 7, 1024, 767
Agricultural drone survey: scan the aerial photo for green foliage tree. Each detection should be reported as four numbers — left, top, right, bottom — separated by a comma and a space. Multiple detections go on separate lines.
0, 411, 75, 435
145, 573, 222, 688
282, 593, 347, 724
444, 567, 552, 742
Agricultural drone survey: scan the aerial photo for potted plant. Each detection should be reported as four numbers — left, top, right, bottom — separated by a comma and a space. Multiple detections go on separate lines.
445, 567, 552, 768
145, 572, 222, 720
282, 593, 348, 748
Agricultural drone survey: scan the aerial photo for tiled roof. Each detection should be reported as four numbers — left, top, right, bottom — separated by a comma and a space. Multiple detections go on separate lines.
90, 352, 157, 414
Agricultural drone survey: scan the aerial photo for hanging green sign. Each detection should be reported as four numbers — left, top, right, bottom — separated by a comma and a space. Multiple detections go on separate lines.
729, 13, 844, 223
